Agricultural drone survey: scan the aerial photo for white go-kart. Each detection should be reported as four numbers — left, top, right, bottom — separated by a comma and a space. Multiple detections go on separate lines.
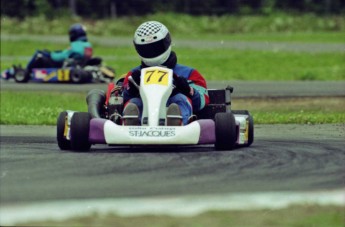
57, 66, 254, 151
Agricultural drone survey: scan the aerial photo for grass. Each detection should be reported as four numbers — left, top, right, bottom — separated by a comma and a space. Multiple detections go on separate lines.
0, 91, 87, 125
1, 13, 344, 80
16, 205, 344, 227
1, 91, 344, 125
233, 97, 345, 124
1, 14, 344, 124
1, 40, 344, 81
199, 31, 345, 43
1, 14, 344, 226
1, 13, 344, 38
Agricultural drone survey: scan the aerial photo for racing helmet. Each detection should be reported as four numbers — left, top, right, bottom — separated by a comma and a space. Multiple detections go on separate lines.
69, 23, 87, 42
133, 21, 172, 66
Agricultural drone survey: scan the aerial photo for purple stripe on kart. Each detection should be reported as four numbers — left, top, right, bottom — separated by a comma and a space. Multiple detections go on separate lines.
89, 118, 107, 144
197, 119, 216, 144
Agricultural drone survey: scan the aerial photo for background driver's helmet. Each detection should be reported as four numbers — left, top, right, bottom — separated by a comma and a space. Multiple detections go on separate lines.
133, 21, 172, 66
69, 23, 87, 42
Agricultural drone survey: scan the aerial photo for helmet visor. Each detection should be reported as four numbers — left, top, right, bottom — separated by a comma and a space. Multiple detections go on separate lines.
134, 33, 171, 58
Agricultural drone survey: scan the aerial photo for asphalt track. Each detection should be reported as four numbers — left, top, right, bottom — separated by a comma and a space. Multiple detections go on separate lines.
0, 81, 344, 206
2, 80, 345, 98
1, 36, 345, 226
0, 123, 344, 204
2, 34, 345, 53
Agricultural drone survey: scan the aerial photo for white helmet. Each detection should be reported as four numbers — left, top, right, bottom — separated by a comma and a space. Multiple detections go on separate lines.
133, 21, 172, 66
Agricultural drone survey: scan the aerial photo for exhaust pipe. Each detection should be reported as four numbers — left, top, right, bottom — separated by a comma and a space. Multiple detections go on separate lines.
86, 89, 106, 118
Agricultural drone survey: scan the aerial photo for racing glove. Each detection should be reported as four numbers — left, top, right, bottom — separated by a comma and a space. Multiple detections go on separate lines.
174, 74, 191, 97
127, 70, 141, 96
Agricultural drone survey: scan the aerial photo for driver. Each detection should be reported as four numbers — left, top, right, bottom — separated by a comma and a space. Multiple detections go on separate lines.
119, 21, 209, 126
15, 23, 92, 78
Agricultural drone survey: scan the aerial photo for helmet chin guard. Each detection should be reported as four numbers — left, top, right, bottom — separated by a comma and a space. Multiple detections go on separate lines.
141, 46, 171, 66
133, 21, 172, 66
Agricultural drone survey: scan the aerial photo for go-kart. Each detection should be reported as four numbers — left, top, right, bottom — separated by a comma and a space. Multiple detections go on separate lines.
1, 57, 115, 83
57, 66, 254, 151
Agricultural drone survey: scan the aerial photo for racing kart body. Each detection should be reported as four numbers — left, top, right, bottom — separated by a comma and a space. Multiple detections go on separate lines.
2, 57, 115, 83
57, 66, 254, 151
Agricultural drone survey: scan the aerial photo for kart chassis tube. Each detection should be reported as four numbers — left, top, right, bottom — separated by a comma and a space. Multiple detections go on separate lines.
86, 89, 105, 118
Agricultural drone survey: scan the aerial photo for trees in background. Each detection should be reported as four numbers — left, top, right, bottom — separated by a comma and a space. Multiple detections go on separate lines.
1, 0, 344, 19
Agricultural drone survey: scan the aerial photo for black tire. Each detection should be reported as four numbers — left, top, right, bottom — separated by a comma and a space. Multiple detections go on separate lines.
232, 110, 254, 147
57, 111, 71, 150
70, 112, 92, 151
14, 67, 30, 83
70, 69, 92, 83
214, 112, 237, 150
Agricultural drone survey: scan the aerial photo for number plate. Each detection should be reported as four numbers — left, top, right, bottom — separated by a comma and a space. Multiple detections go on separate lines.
143, 69, 169, 86
57, 69, 70, 81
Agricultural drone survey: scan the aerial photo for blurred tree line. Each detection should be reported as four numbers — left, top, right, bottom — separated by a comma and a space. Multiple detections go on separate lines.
1, 0, 344, 19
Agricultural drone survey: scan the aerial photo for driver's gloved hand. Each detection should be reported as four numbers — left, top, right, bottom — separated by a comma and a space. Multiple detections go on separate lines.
127, 70, 141, 96
174, 74, 191, 97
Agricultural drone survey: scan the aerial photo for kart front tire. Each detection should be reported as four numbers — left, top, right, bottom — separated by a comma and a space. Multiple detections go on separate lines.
70, 112, 92, 151
215, 112, 237, 150
14, 68, 30, 83
57, 111, 71, 150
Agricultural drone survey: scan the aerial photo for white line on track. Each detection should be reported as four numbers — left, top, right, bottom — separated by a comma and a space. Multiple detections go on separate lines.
0, 190, 344, 226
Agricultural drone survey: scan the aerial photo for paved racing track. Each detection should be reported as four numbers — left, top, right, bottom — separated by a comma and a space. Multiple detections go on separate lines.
1, 124, 344, 204
0, 81, 344, 205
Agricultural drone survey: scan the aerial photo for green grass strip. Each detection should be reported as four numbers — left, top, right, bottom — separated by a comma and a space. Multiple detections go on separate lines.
1, 13, 344, 38
1, 91, 344, 125
1, 40, 344, 81
16, 205, 344, 227
0, 91, 86, 125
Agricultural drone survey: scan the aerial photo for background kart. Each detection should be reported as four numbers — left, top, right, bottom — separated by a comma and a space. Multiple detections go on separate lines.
2, 57, 115, 84
57, 66, 254, 151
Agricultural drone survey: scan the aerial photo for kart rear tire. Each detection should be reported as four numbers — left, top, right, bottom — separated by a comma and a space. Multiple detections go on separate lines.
232, 110, 254, 147
14, 67, 30, 83
57, 111, 71, 150
215, 112, 237, 150
70, 112, 92, 151
70, 69, 92, 83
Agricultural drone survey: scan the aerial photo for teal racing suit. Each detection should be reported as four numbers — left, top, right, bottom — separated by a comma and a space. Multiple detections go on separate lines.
50, 39, 92, 62
26, 38, 92, 72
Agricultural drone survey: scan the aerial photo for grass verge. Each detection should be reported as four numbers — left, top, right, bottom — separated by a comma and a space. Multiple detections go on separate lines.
1, 39, 344, 81
1, 13, 344, 39
233, 96, 345, 124
1, 91, 344, 125
0, 91, 87, 125
17, 205, 344, 227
